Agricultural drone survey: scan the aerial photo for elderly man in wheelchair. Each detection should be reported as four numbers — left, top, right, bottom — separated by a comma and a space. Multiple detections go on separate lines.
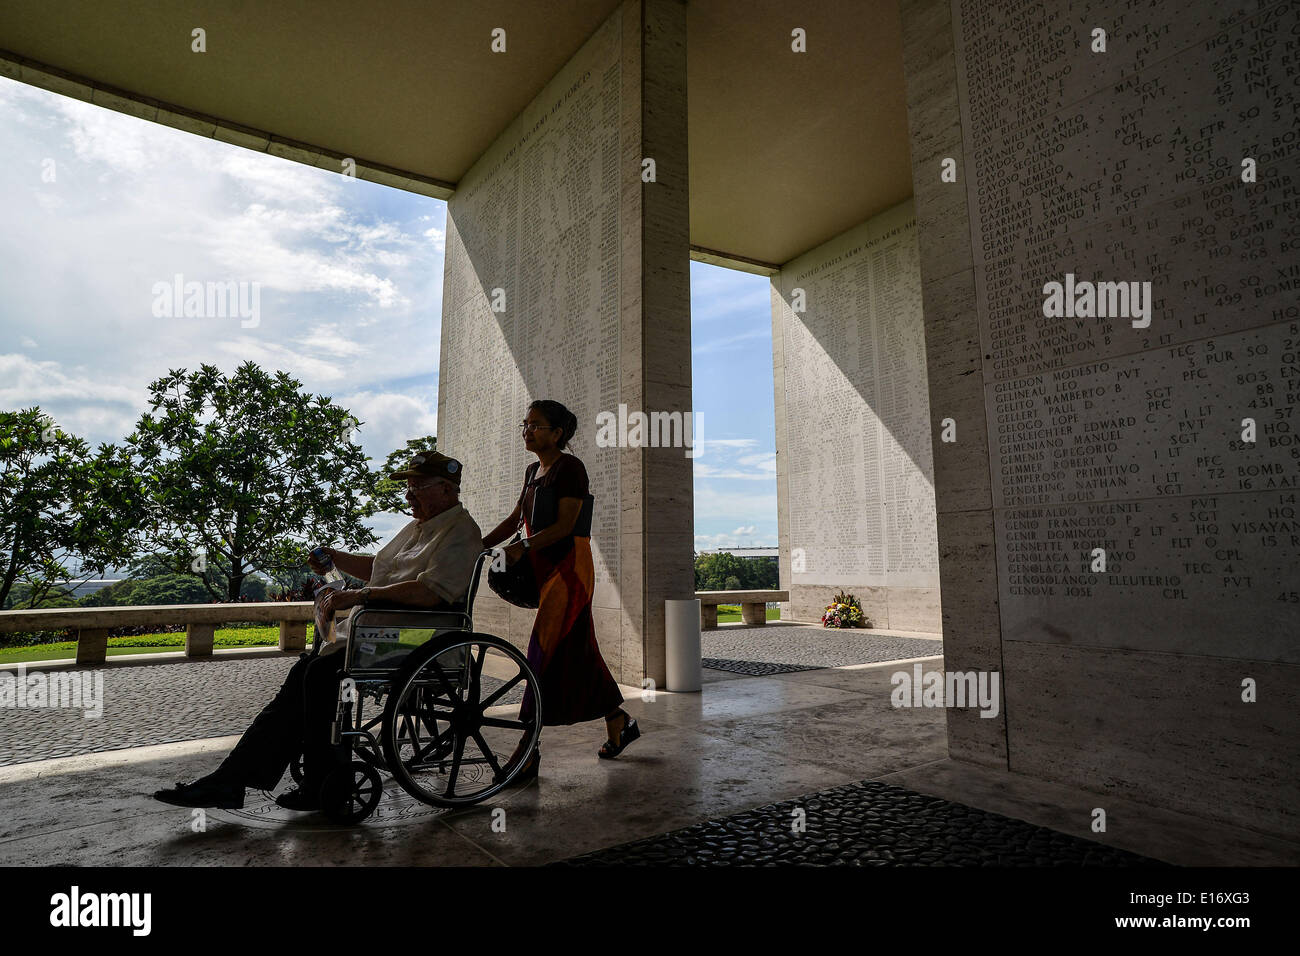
153, 452, 543, 823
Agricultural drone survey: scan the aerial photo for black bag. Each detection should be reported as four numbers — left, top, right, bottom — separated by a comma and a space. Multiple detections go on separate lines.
487, 534, 540, 608
487, 466, 541, 609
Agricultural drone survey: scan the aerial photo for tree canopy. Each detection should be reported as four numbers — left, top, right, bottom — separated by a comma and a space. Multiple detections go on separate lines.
124, 363, 385, 600
374, 435, 438, 516
694, 551, 778, 591
0, 408, 143, 609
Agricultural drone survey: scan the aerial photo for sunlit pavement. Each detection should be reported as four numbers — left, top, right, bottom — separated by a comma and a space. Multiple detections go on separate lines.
2, 646, 1294, 866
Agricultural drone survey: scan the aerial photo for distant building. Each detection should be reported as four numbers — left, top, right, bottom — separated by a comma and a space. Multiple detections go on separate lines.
55, 580, 121, 599
696, 547, 777, 560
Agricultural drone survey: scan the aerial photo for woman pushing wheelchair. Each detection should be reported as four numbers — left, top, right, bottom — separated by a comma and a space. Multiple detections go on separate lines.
482, 399, 640, 780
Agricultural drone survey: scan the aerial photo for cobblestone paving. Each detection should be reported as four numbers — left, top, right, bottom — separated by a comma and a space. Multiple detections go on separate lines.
0, 656, 298, 766
554, 780, 1167, 867
700, 659, 824, 676
702, 625, 942, 672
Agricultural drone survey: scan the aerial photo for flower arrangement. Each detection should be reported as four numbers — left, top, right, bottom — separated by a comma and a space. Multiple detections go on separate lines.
822, 590, 868, 628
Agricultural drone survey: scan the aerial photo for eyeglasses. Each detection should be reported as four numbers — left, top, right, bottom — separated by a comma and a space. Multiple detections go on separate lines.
519, 422, 557, 433
407, 479, 451, 493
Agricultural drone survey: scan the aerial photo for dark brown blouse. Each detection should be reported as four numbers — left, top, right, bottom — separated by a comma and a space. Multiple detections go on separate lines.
520, 453, 590, 563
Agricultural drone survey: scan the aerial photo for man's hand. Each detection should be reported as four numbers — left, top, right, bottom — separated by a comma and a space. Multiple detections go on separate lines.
503, 541, 526, 566
307, 547, 333, 574
317, 587, 361, 617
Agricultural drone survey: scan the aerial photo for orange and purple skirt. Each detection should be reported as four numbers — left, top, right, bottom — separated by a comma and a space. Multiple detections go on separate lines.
517, 533, 623, 726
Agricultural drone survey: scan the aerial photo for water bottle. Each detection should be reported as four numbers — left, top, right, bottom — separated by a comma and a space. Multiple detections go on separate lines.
310, 547, 345, 592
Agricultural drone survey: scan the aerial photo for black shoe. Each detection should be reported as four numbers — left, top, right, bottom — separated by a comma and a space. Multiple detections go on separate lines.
598, 710, 640, 759
495, 749, 540, 784
275, 784, 323, 811
153, 777, 245, 810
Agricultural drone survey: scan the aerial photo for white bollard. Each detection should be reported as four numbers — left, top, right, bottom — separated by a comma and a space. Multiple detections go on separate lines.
665, 598, 702, 692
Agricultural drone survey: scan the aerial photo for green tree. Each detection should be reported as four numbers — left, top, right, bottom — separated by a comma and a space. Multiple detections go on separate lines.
0, 408, 144, 608
749, 556, 779, 590
83, 573, 213, 607
3, 581, 78, 611
125, 363, 384, 601
375, 435, 437, 516
125, 551, 269, 601
695, 551, 750, 590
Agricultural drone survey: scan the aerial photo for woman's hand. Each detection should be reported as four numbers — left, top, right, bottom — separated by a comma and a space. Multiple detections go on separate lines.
503, 541, 526, 566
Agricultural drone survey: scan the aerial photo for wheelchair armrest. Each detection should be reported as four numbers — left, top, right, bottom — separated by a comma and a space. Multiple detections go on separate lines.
349, 601, 471, 632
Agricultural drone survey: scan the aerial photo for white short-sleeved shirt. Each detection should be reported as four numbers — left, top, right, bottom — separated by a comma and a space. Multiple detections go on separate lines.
331, 502, 483, 646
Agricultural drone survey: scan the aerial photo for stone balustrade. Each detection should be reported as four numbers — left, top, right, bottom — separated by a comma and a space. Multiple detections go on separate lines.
0, 603, 315, 664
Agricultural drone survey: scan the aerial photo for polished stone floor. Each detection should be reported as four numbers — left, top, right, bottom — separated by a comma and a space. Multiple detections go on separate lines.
0, 624, 938, 766
2, 642, 1294, 867
0, 646, 948, 865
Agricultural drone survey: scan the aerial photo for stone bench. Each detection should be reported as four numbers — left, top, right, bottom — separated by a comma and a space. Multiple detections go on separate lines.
0, 602, 316, 664
695, 590, 789, 630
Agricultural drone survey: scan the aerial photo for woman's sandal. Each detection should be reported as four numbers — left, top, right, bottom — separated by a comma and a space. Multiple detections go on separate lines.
496, 748, 540, 784
598, 709, 640, 759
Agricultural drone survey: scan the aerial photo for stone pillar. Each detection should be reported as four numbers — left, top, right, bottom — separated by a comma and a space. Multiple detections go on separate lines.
898, 0, 1006, 770
438, 0, 691, 689
75, 628, 109, 665
185, 623, 215, 657
700, 604, 718, 631
279, 620, 306, 653
740, 603, 767, 626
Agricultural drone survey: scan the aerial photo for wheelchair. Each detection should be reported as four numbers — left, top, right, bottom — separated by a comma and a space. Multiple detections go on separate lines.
291, 550, 542, 824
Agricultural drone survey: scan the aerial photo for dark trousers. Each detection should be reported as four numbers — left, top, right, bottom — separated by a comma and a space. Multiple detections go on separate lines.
216, 651, 345, 790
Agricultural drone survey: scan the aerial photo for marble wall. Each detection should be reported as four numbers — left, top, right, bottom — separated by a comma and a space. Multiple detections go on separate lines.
899, 0, 1299, 835
771, 200, 942, 632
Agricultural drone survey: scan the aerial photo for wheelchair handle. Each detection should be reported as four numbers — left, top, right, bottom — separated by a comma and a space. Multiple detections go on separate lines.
465, 548, 500, 617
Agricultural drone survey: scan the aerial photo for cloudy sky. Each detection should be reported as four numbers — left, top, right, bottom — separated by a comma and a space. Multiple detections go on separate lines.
0, 76, 776, 552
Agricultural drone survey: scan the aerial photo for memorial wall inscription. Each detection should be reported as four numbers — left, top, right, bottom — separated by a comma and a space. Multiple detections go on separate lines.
439, 13, 622, 602
953, 0, 1299, 660
774, 201, 940, 592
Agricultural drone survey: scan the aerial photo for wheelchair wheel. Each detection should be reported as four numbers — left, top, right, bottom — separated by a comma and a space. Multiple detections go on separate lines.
320, 760, 383, 824
289, 753, 305, 785
381, 632, 541, 808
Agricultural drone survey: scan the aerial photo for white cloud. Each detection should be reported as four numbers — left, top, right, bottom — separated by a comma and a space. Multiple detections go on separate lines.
692, 328, 770, 354
695, 437, 756, 452
692, 484, 777, 522
340, 389, 438, 463
0, 353, 141, 438
693, 529, 774, 549
0, 75, 445, 463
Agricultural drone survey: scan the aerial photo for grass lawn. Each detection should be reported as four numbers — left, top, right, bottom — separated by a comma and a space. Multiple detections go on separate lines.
715, 605, 781, 624
0, 625, 317, 665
